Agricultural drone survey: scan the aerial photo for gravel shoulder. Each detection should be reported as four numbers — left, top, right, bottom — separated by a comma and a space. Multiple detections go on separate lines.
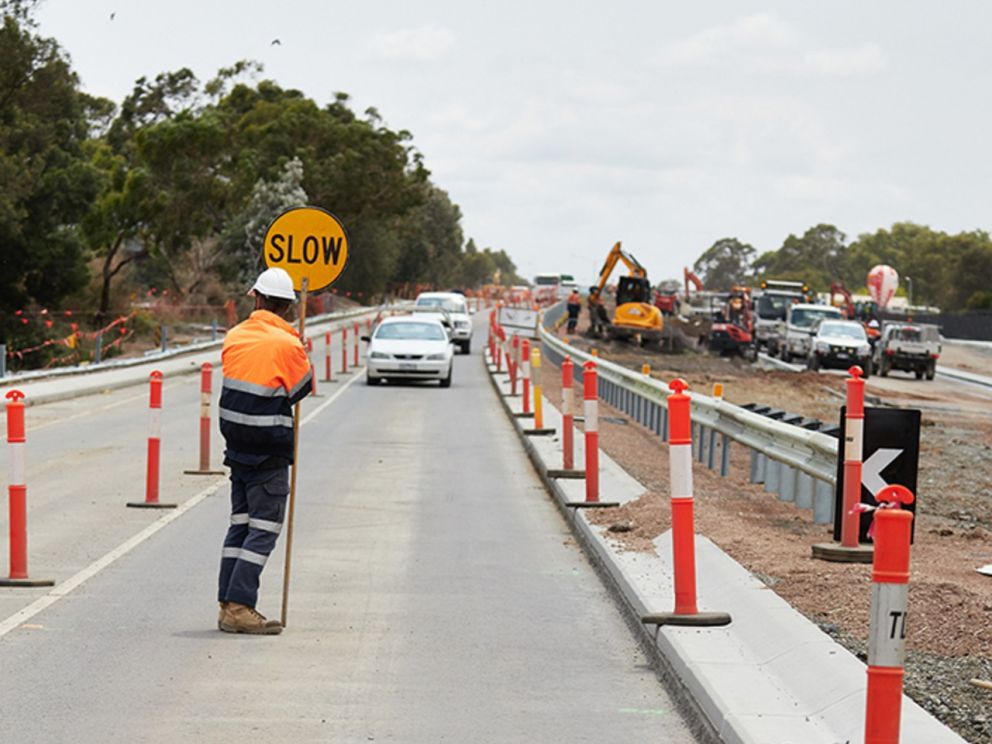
542, 318, 992, 743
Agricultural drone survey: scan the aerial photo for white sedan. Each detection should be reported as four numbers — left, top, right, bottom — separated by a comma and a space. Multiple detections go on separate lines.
364, 316, 455, 387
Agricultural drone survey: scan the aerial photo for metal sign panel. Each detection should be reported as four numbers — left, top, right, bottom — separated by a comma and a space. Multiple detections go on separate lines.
263, 206, 350, 292
833, 406, 921, 543
498, 307, 539, 338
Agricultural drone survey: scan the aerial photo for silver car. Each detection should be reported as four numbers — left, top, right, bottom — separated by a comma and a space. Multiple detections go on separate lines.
365, 316, 455, 387
414, 292, 473, 353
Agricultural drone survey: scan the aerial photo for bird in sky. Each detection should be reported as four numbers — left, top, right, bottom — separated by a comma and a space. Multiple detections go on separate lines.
110, 12, 116, 20
271, 38, 281, 46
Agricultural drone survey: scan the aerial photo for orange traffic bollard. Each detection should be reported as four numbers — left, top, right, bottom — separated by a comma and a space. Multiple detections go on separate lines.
812, 365, 874, 562
520, 339, 530, 414
865, 484, 915, 744
510, 335, 520, 395
642, 379, 730, 627
353, 322, 360, 367
0, 391, 53, 587
324, 331, 333, 382
530, 346, 546, 430
583, 360, 599, 502
184, 363, 224, 475
341, 326, 348, 374
562, 356, 575, 469
128, 371, 176, 509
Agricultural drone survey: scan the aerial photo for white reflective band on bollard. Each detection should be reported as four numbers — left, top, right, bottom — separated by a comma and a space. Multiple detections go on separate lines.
868, 583, 909, 667
200, 392, 210, 418
148, 409, 162, 439
670, 443, 694, 499
562, 388, 572, 416
584, 398, 598, 433
9, 442, 24, 486
845, 417, 863, 460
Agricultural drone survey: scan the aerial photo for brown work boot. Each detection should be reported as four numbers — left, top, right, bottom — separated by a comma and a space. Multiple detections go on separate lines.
219, 602, 283, 635
217, 602, 228, 630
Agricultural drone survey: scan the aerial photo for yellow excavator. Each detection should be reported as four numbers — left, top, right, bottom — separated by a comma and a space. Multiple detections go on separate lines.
589, 241, 664, 342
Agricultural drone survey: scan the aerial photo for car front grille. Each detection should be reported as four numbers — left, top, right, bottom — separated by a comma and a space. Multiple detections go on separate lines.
393, 354, 424, 360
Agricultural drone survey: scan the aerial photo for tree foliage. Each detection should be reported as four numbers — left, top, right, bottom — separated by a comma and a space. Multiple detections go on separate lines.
692, 237, 755, 290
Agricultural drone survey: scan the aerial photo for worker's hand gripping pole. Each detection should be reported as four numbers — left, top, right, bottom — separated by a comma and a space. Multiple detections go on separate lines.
282, 277, 309, 628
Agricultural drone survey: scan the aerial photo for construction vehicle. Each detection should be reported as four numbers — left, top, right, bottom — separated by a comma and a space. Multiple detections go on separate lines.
588, 241, 663, 342
752, 279, 810, 354
707, 285, 757, 360
830, 280, 881, 347
653, 279, 681, 315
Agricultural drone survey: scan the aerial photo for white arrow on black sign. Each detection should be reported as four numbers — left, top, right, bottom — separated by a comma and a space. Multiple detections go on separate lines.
861, 447, 902, 497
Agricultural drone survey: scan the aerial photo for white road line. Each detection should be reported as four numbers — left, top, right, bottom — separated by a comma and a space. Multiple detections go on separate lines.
0, 368, 364, 639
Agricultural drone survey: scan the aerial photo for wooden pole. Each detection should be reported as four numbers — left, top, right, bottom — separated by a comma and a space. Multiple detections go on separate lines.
281, 277, 309, 627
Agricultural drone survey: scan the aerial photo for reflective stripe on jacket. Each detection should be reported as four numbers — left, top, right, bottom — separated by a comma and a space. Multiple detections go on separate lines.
220, 310, 313, 466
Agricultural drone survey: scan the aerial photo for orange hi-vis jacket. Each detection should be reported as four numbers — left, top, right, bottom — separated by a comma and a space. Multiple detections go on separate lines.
219, 310, 313, 467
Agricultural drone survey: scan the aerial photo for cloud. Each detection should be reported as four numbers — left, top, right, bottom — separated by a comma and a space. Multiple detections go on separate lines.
368, 26, 455, 62
804, 43, 886, 76
659, 14, 885, 77
661, 13, 796, 65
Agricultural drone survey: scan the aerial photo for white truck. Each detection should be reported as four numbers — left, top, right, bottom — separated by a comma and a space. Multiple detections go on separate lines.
753, 280, 809, 353
779, 303, 843, 363
874, 322, 941, 379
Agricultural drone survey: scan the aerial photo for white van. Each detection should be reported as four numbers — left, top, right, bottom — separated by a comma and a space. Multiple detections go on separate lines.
780, 303, 843, 362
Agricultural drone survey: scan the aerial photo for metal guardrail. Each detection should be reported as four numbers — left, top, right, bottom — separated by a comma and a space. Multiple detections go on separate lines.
538, 302, 840, 524
0, 305, 383, 385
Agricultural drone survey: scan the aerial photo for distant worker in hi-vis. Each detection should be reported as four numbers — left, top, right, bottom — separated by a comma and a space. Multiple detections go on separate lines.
566, 288, 582, 333
216, 267, 313, 634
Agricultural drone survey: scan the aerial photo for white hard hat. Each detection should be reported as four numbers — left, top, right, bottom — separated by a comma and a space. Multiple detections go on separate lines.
249, 267, 296, 301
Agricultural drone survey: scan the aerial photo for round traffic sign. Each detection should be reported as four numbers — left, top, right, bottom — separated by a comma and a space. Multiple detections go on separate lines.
262, 206, 350, 292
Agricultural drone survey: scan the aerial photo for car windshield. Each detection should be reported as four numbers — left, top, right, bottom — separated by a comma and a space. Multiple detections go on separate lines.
376, 322, 446, 341
416, 297, 466, 313
819, 322, 866, 341
755, 295, 789, 320
893, 328, 922, 342
791, 307, 839, 328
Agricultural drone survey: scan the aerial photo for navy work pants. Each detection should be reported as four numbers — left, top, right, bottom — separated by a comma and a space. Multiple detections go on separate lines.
217, 465, 289, 608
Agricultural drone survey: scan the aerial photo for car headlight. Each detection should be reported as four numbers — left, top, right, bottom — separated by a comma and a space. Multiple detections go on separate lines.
369, 351, 391, 360
426, 353, 447, 360
814, 341, 830, 353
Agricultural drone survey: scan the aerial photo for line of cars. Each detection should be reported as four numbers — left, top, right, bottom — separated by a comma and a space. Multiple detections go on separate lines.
763, 301, 940, 380
363, 291, 474, 387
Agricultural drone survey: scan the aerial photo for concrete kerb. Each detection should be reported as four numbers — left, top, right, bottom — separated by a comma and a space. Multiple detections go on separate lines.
482, 355, 965, 744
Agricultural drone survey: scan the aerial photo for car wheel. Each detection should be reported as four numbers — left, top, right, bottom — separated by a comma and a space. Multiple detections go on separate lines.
879, 358, 889, 377
366, 372, 381, 386
862, 361, 872, 378
925, 361, 936, 380
914, 369, 924, 380
781, 347, 791, 363
461, 340, 471, 354
439, 366, 453, 388
807, 355, 819, 372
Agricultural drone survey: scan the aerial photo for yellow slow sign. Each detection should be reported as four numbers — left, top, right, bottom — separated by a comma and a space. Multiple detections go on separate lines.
262, 206, 350, 292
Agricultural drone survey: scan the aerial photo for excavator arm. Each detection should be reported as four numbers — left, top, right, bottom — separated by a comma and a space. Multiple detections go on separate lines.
593, 241, 648, 295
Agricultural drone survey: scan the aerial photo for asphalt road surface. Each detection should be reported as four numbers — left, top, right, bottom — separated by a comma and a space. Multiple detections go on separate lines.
0, 329, 697, 743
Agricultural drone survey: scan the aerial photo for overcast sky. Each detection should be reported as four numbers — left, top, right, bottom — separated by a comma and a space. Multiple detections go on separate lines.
35, 1, 992, 286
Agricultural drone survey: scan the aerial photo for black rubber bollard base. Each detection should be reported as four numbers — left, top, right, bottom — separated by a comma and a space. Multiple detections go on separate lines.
642, 611, 732, 627
546, 468, 585, 479
524, 428, 556, 436
513, 412, 535, 419
0, 577, 55, 587
811, 542, 874, 563
565, 501, 620, 509
126, 502, 178, 509
183, 469, 226, 476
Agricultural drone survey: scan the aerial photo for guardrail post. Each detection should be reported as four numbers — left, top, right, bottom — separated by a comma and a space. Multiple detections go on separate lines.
765, 457, 780, 494
184, 363, 224, 476
720, 433, 731, 476
706, 428, 717, 470
865, 485, 915, 744
0, 391, 54, 587
94, 331, 103, 364
779, 465, 796, 502
813, 480, 834, 524
795, 472, 814, 509
642, 379, 730, 628
211, 318, 218, 342
127, 371, 176, 509
160, 325, 169, 352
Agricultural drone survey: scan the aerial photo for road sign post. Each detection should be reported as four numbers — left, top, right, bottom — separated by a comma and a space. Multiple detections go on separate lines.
262, 206, 350, 628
